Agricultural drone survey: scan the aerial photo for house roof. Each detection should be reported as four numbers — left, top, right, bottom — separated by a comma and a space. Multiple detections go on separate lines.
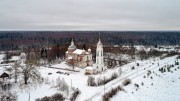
0, 71, 10, 78
73, 49, 89, 55
85, 66, 94, 70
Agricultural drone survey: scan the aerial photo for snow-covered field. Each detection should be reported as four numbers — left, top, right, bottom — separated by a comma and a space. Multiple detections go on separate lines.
112, 59, 180, 101
1, 53, 180, 101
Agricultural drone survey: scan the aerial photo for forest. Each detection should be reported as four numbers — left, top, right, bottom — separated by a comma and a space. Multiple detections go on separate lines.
0, 31, 180, 51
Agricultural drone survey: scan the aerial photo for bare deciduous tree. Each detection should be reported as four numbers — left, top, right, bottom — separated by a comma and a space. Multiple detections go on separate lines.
21, 52, 41, 85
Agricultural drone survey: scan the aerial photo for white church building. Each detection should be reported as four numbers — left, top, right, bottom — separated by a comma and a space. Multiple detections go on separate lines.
85, 38, 107, 74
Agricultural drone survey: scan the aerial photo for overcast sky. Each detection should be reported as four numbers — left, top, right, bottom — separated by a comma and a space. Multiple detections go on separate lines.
0, 0, 180, 31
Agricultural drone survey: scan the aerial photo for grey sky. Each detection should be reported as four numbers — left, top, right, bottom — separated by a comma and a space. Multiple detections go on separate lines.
0, 0, 180, 31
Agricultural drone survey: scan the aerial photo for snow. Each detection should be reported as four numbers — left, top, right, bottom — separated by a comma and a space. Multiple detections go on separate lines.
10, 56, 20, 61
84, 56, 180, 101
111, 63, 180, 101
73, 49, 89, 55
85, 66, 94, 70
17, 84, 59, 101
0, 54, 5, 63
1, 47, 180, 101
51, 61, 81, 71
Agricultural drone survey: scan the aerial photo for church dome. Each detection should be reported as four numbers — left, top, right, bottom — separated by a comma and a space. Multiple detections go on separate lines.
68, 39, 76, 49
68, 44, 76, 49
88, 47, 91, 53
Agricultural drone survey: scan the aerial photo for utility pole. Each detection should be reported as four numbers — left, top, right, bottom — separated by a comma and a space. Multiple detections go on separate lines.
137, 66, 138, 76
28, 92, 30, 101
104, 77, 105, 95
71, 79, 72, 90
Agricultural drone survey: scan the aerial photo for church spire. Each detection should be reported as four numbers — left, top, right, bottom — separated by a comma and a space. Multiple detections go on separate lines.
98, 32, 102, 45
99, 32, 101, 42
71, 38, 74, 45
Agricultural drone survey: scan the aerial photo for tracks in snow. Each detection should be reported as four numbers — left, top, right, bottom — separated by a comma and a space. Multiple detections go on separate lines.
85, 56, 176, 101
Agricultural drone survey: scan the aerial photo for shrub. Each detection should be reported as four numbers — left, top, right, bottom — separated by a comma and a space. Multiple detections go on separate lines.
134, 83, 139, 88
70, 89, 80, 101
123, 79, 131, 86
102, 86, 124, 101
141, 82, 144, 86
137, 63, 139, 66
0, 92, 17, 101
131, 66, 135, 70
175, 61, 179, 65
111, 72, 118, 79
89, 72, 118, 86
56, 77, 69, 91
36, 93, 64, 101
87, 76, 96, 86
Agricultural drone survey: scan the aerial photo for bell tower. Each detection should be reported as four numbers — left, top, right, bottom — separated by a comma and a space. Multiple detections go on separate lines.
96, 33, 105, 72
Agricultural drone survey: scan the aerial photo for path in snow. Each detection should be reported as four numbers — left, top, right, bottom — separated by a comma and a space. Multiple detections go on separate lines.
85, 56, 176, 101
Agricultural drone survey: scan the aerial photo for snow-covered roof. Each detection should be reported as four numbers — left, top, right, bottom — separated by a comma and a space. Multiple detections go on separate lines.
73, 49, 89, 55
68, 39, 77, 49
20, 53, 26, 58
68, 56, 73, 59
4, 71, 11, 75
85, 66, 94, 70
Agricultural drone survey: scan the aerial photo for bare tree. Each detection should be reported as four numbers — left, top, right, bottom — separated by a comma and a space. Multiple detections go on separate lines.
87, 76, 96, 86
14, 61, 20, 83
118, 67, 122, 76
21, 52, 41, 85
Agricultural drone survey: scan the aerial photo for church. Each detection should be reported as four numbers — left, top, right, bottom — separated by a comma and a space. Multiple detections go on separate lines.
95, 38, 106, 72
85, 38, 107, 74
65, 39, 93, 68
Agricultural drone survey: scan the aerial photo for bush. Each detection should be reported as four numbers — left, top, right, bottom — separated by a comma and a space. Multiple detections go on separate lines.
141, 82, 144, 86
56, 77, 69, 97
87, 76, 96, 86
175, 61, 179, 65
88, 72, 119, 86
36, 93, 64, 101
70, 89, 80, 101
131, 66, 135, 70
137, 63, 139, 66
103, 86, 124, 101
122, 79, 131, 86
0, 92, 17, 101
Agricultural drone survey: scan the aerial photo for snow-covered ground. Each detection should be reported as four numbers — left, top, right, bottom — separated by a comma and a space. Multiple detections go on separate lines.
1, 52, 180, 101
111, 60, 180, 101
